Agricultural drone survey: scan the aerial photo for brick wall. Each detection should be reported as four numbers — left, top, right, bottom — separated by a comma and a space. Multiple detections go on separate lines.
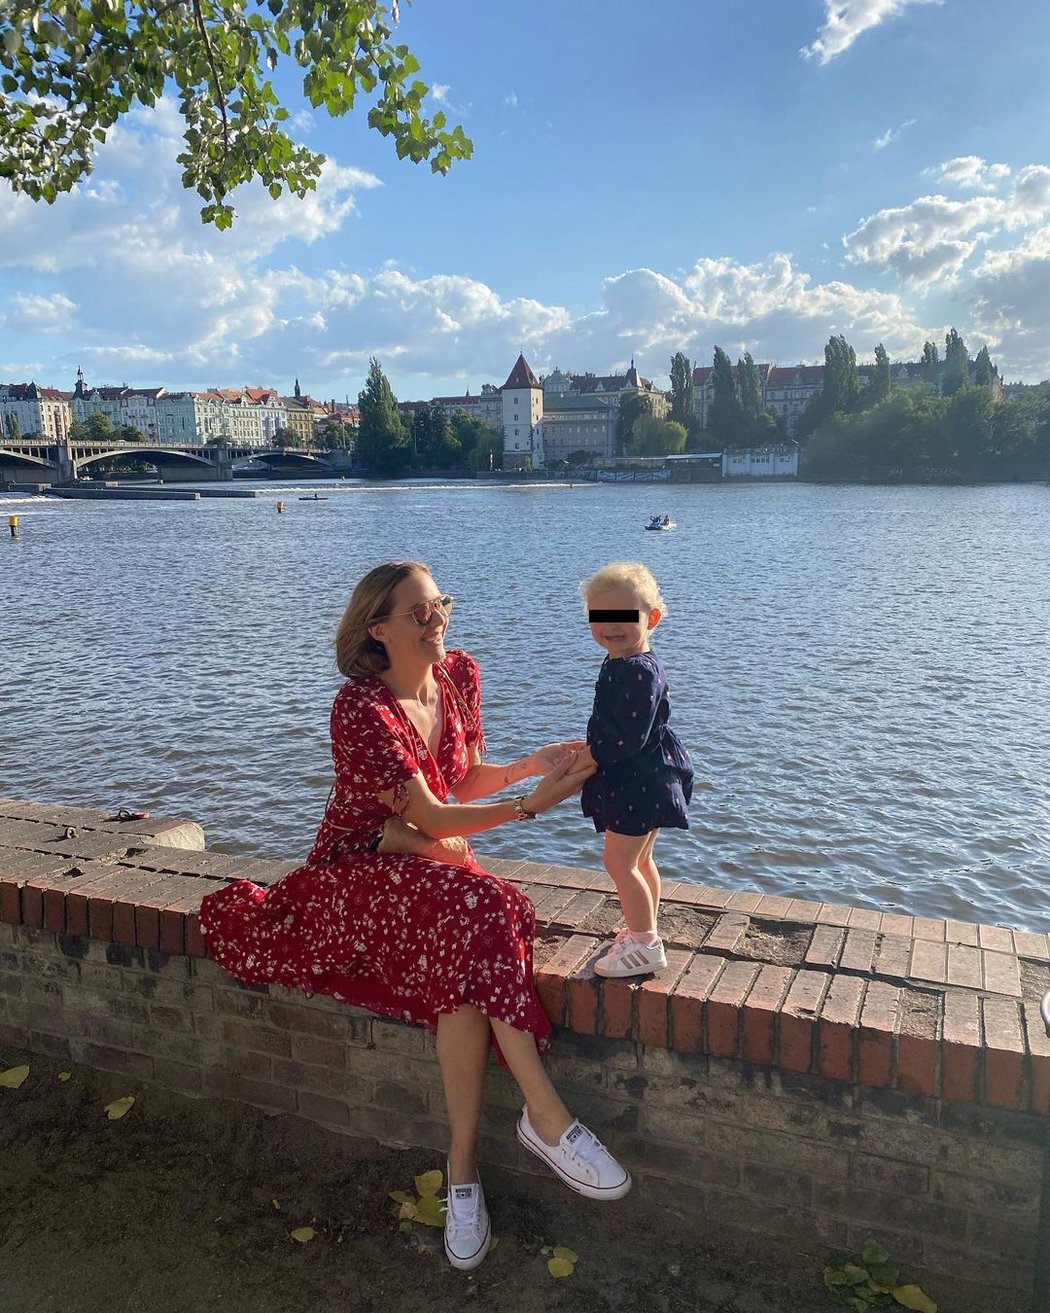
1, 799, 1048, 1312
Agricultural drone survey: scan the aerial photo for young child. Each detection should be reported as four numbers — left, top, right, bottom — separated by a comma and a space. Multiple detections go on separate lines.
577, 562, 693, 977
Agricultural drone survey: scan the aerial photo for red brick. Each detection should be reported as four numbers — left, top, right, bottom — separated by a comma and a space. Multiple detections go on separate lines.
779, 969, 827, 1074
1020, 998, 1050, 1116
133, 876, 201, 950
873, 934, 911, 980
977, 924, 1014, 953
669, 954, 725, 1053
673, 883, 732, 909
858, 980, 898, 1088
724, 890, 762, 913
706, 960, 760, 1058
910, 916, 946, 942
704, 913, 750, 955
159, 886, 207, 956
742, 963, 793, 1065
568, 956, 600, 1035
815, 902, 853, 927
981, 996, 1026, 1111
942, 991, 980, 1104
846, 907, 881, 931
944, 919, 978, 946
908, 938, 947, 984
895, 988, 940, 1098
818, 975, 865, 1081
839, 928, 877, 974
112, 871, 174, 945
551, 891, 605, 931
531, 885, 581, 927
21, 868, 78, 930
535, 934, 599, 1027
785, 899, 822, 922
754, 894, 793, 919
1013, 929, 1050, 961
981, 950, 1021, 998
879, 912, 914, 937
600, 977, 634, 1040
65, 866, 134, 937
946, 943, 982, 990
185, 911, 207, 958
636, 948, 693, 1048
0, 874, 22, 923
805, 924, 844, 969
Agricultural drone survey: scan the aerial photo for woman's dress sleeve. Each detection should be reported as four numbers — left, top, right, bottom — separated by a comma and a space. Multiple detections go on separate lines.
330, 681, 420, 809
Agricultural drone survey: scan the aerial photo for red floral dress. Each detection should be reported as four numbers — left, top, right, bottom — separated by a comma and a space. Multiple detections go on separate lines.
198, 650, 551, 1052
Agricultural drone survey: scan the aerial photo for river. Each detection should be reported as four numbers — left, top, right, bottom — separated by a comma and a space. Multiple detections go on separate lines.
4, 478, 1049, 932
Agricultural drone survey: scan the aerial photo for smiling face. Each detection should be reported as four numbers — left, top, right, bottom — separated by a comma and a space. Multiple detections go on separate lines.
369, 569, 451, 670
586, 582, 660, 659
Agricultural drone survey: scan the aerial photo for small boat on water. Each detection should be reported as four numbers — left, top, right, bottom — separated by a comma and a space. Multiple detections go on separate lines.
299, 494, 329, 501
644, 515, 676, 531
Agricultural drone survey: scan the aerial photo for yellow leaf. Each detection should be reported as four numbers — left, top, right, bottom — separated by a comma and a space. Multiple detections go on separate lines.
0, 1065, 30, 1089
57, 1071, 72, 1083
388, 1190, 416, 1205
552, 1246, 579, 1264
548, 1257, 575, 1278
893, 1285, 937, 1312
271, 1199, 281, 1211
397, 1201, 418, 1221
414, 1169, 443, 1197
490, 1236, 500, 1251
413, 1195, 446, 1229
104, 1095, 135, 1120
289, 1227, 315, 1243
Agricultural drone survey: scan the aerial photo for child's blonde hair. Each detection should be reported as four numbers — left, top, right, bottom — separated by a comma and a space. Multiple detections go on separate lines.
579, 561, 666, 615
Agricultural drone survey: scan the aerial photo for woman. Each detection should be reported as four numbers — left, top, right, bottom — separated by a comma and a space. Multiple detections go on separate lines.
199, 561, 631, 1273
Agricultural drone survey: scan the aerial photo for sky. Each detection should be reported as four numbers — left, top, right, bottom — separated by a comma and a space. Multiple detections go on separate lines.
3, 0, 1050, 401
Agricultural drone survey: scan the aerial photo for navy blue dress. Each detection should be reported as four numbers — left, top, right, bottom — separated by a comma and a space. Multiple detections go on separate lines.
581, 651, 694, 836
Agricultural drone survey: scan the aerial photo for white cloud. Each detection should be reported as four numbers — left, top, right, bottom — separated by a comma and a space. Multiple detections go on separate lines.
970, 226, 1050, 379
873, 119, 917, 150
503, 92, 519, 109
431, 83, 451, 104
802, 0, 940, 64
5, 292, 77, 335
925, 155, 1011, 191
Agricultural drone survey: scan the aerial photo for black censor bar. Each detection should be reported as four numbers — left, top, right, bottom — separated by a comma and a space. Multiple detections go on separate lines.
589, 609, 640, 622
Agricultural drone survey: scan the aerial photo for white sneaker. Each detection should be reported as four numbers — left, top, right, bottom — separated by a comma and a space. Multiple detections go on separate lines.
594, 932, 667, 978
516, 1107, 631, 1200
443, 1178, 491, 1271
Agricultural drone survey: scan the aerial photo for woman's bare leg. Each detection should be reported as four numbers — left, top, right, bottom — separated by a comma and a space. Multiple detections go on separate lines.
489, 1018, 572, 1148
436, 1004, 491, 1183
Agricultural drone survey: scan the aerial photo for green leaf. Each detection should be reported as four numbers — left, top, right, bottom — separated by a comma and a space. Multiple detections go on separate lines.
0, 1064, 30, 1089
862, 1241, 891, 1267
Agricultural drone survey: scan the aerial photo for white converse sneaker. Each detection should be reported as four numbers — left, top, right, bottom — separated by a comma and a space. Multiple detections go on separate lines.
443, 1178, 491, 1271
516, 1107, 631, 1200
594, 932, 667, 978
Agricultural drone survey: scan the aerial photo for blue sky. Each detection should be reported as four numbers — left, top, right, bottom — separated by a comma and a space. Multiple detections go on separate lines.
3, 0, 1050, 399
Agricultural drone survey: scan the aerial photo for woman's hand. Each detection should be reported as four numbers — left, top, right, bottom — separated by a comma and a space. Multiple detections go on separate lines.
522, 748, 596, 815
376, 817, 470, 865
528, 740, 587, 774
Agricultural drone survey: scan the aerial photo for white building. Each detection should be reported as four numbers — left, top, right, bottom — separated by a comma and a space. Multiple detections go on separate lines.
501, 354, 544, 470
0, 382, 72, 441
722, 448, 799, 478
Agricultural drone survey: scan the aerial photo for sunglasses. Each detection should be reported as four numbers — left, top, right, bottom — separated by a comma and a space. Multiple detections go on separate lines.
384, 594, 455, 627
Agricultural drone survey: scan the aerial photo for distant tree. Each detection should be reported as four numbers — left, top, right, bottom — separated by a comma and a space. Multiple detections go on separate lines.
448, 411, 497, 468
860, 343, 891, 410
629, 415, 687, 457
566, 448, 596, 466
468, 427, 502, 473
116, 423, 146, 443
737, 353, 763, 424
412, 403, 460, 466
271, 425, 302, 449
974, 345, 995, 388
616, 390, 652, 455
313, 420, 357, 452
668, 352, 694, 429
920, 340, 940, 386
942, 328, 969, 396
824, 334, 859, 416
356, 357, 410, 477
5, 413, 20, 440
70, 413, 115, 443
707, 346, 743, 447
794, 389, 826, 444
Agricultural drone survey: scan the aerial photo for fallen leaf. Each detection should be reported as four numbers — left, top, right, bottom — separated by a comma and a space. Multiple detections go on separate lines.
413, 1195, 445, 1229
271, 1199, 281, 1211
414, 1169, 443, 1198
0, 1065, 30, 1089
388, 1189, 416, 1205
57, 1071, 72, 1083
548, 1257, 575, 1278
553, 1246, 579, 1264
289, 1227, 316, 1243
397, 1201, 418, 1221
893, 1285, 937, 1312
104, 1095, 135, 1120
490, 1236, 500, 1251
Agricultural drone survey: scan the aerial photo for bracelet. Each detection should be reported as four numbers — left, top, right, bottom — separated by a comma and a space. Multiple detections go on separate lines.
512, 794, 538, 821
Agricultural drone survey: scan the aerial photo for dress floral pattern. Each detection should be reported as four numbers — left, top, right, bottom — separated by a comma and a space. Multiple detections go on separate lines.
199, 649, 551, 1052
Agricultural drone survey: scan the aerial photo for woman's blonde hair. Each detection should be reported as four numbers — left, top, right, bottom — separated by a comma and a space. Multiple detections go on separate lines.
579, 560, 666, 615
334, 560, 430, 677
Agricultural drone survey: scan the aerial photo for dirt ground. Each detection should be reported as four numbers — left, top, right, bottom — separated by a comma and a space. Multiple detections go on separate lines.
0, 1048, 823, 1313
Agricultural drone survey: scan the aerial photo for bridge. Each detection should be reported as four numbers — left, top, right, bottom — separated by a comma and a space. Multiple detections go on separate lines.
0, 438, 353, 484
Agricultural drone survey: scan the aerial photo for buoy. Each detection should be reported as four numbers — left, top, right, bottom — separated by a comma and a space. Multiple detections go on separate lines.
8, 515, 18, 539
276, 500, 284, 513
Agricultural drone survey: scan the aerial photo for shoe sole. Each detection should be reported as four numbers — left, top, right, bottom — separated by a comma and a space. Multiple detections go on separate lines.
516, 1120, 632, 1200
593, 957, 667, 978
444, 1218, 491, 1271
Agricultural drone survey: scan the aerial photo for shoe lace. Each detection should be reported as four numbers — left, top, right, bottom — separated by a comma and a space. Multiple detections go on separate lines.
563, 1125, 609, 1176
446, 1187, 481, 1233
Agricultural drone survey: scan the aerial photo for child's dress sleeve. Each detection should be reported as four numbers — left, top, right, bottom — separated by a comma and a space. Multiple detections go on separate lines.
587, 659, 663, 767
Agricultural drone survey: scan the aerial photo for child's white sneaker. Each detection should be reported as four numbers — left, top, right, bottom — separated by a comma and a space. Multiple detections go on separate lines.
593, 931, 667, 978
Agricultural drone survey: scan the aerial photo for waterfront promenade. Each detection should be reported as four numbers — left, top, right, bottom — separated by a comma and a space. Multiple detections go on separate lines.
1, 796, 1047, 1312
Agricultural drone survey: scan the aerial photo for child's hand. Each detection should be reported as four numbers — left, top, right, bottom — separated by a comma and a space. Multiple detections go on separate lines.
530, 740, 587, 773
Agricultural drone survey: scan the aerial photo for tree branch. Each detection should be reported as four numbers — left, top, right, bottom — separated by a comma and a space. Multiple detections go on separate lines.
191, 0, 230, 162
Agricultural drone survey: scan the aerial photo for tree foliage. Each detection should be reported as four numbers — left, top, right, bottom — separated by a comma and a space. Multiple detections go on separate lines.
737, 352, 762, 425
616, 390, 651, 455
0, 1, 472, 227
668, 351, 694, 429
864, 343, 891, 409
628, 414, 687, 457
356, 356, 408, 476
707, 346, 742, 447
942, 328, 969, 396
973, 344, 994, 387
69, 413, 115, 442
920, 340, 940, 386
824, 334, 858, 416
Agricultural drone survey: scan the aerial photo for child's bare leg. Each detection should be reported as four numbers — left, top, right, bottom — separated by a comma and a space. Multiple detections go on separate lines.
603, 831, 657, 932
638, 830, 660, 922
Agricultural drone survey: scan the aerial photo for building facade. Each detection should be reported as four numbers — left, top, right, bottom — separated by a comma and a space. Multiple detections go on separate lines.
501, 353, 544, 470
0, 382, 72, 441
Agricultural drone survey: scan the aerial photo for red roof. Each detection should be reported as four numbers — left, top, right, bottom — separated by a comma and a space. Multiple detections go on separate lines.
501, 354, 541, 391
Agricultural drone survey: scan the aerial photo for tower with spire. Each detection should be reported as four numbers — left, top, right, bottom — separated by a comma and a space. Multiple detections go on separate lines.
500, 352, 544, 471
